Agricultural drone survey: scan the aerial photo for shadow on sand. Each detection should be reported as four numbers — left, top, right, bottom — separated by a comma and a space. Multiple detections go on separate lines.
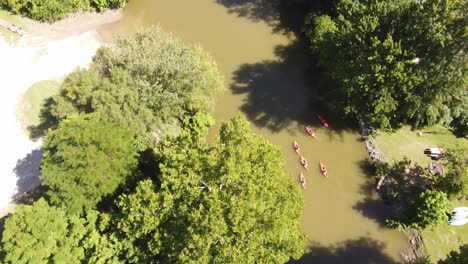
13, 147, 43, 200
290, 237, 398, 264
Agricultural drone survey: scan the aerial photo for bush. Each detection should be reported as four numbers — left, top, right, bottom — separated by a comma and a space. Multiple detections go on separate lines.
2, 0, 126, 22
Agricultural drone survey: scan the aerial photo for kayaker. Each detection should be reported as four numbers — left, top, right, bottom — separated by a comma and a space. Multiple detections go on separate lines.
320, 162, 328, 177
293, 140, 300, 154
300, 156, 309, 170
305, 126, 317, 139
300, 173, 306, 189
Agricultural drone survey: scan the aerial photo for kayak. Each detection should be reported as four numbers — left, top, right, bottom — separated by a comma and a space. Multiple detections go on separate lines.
293, 140, 300, 154
304, 126, 317, 139
300, 156, 309, 170
317, 115, 329, 128
319, 162, 328, 177
449, 218, 468, 226
299, 173, 306, 189
452, 207, 468, 219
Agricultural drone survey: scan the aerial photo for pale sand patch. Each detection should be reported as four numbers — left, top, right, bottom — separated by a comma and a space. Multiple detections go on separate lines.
0, 10, 122, 217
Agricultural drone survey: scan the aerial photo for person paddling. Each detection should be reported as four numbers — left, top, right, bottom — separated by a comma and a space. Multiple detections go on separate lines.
300, 156, 309, 170
300, 173, 306, 189
304, 126, 317, 139
319, 162, 328, 177
293, 140, 300, 154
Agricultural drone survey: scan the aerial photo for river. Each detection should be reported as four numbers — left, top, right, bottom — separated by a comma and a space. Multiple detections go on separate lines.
99, 0, 409, 262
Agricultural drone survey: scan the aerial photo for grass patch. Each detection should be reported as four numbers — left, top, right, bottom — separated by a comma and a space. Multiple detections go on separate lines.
374, 125, 468, 262
0, 9, 26, 42
421, 200, 468, 263
17, 80, 61, 129
373, 125, 467, 167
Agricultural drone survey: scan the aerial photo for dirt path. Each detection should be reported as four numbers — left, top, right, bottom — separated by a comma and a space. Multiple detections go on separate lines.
0, 10, 122, 217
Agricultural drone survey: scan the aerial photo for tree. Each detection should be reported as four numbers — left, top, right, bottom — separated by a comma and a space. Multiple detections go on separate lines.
435, 145, 468, 199
412, 190, 449, 229
37, 27, 224, 148
114, 116, 305, 263
307, 0, 467, 130
439, 244, 468, 264
0, 199, 120, 263
41, 113, 138, 214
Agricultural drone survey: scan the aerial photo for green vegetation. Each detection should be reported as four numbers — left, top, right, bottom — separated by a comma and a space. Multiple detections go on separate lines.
413, 190, 449, 229
35, 27, 223, 148
0, 0, 126, 22
1, 25, 303, 262
422, 201, 468, 263
306, 0, 467, 130
0, 9, 25, 41
1, 116, 305, 263
438, 244, 468, 264
0, 199, 115, 263
115, 116, 305, 262
435, 146, 468, 199
41, 113, 138, 214
17, 79, 61, 129
374, 125, 467, 167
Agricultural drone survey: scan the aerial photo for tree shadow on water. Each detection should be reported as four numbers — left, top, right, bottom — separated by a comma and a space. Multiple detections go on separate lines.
230, 42, 313, 132
230, 41, 359, 137
290, 238, 399, 264
352, 159, 393, 227
214, 0, 337, 34
13, 148, 43, 200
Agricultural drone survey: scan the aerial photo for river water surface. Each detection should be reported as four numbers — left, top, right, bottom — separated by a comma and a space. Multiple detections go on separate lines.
100, 0, 409, 262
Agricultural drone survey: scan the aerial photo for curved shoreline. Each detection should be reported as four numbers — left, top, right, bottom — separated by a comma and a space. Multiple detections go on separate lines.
0, 10, 122, 217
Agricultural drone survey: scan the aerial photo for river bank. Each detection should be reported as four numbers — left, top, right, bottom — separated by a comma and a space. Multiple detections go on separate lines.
357, 119, 446, 262
0, 10, 122, 218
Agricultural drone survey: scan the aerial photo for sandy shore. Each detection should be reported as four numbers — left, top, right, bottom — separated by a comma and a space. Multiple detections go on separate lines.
0, 10, 122, 217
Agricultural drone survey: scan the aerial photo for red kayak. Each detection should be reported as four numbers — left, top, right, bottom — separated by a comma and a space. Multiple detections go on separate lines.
304, 126, 317, 139
317, 115, 329, 128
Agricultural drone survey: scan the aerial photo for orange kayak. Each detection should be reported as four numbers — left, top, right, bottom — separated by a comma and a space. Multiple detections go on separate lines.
319, 162, 328, 177
299, 173, 306, 189
293, 140, 300, 154
300, 156, 309, 171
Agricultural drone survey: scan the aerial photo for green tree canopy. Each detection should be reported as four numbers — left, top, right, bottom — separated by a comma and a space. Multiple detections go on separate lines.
412, 190, 449, 229
114, 116, 305, 263
307, 0, 467, 130
0, 0, 126, 22
41, 113, 138, 214
0, 199, 119, 264
38, 27, 224, 148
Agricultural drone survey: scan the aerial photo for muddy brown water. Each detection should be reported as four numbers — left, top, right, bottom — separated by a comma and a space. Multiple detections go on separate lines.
99, 0, 409, 262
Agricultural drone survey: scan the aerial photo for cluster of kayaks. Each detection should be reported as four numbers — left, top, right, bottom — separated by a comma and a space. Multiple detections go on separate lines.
449, 207, 468, 226
294, 115, 329, 189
